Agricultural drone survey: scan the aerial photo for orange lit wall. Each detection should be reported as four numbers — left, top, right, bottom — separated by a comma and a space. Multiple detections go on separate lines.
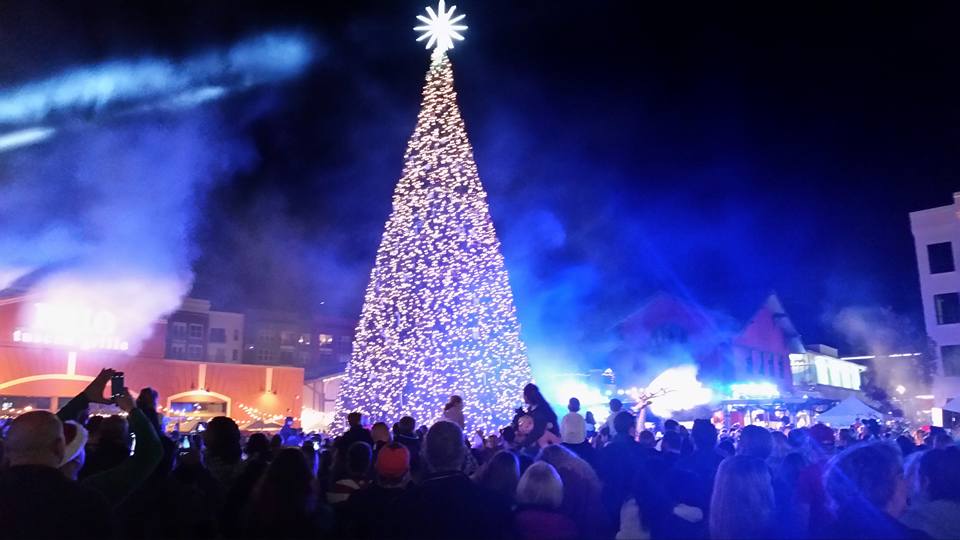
0, 297, 303, 425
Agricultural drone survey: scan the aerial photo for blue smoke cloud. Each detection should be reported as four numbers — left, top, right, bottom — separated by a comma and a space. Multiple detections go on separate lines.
0, 30, 317, 351
0, 31, 316, 151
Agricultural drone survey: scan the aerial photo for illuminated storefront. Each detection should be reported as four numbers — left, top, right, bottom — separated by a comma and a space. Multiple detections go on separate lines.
0, 295, 303, 427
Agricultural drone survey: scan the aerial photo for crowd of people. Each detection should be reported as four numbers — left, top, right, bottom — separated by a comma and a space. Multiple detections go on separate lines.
1, 371, 958, 540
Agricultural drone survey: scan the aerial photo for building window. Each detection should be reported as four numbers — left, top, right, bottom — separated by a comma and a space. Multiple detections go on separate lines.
935, 293, 960, 325
233, 329, 240, 341
928, 242, 955, 274
318, 334, 334, 347
256, 349, 275, 362
942, 345, 960, 377
258, 328, 277, 344
297, 333, 311, 345
171, 343, 186, 358
188, 324, 204, 338
209, 328, 226, 343
187, 344, 203, 359
232, 349, 238, 362
171, 322, 187, 339
338, 354, 350, 364
280, 350, 294, 363
213, 348, 225, 362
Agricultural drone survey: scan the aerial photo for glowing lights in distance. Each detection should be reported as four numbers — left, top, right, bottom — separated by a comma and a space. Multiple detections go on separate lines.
414, 0, 467, 58
644, 365, 714, 417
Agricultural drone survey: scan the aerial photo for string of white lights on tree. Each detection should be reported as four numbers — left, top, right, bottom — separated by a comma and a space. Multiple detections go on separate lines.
334, 1, 532, 434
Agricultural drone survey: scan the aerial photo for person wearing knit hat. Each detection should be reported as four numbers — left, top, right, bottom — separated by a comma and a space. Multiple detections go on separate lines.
335, 443, 411, 539
59, 420, 89, 481
375, 442, 411, 484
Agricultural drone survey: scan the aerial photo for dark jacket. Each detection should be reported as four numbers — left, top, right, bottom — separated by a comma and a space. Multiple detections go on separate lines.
828, 506, 932, 540
393, 471, 513, 540
596, 434, 647, 521
335, 426, 374, 453
513, 506, 579, 540
395, 432, 422, 473
335, 483, 408, 540
562, 441, 598, 468
0, 465, 112, 540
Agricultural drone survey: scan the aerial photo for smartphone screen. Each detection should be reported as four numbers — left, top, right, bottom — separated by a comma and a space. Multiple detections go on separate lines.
180, 437, 191, 450
312, 441, 319, 451
111, 373, 125, 398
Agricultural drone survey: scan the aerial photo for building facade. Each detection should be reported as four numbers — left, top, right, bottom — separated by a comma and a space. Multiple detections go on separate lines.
910, 193, 960, 407
0, 295, 302, 427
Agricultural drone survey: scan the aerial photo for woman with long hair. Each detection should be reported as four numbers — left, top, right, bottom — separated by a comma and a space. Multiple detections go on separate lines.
472, 450, 520, 504
709, 456, 776, 540
537, 444, 611, 540
244, 448, 329, 539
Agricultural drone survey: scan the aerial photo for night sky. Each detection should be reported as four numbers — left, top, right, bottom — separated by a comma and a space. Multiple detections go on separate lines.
3, 1, 960, 366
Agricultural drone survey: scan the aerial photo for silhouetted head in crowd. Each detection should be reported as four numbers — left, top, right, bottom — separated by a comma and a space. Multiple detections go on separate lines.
808, 423, 836, 453
584, 411, 595, 424
738, 425, 773, 460
84, 415, 103, 439
397, 416, 416, 436
662, 431, 682, 454
370, 422, 391, 444
523, 383, 549, 408
710, 456, 775, 540
424, 420, 465, 472
567, 398, 580, 413
375, 442, 410, 486
691, 419, 718, 451
609, 399, 623, 413
896, 435, 916, 457
347, 412, 363, 428
638, 429, 655, 448
516, 461, 564, 509
270, 434, 283, 451
4, 411, 64, 468
204, 416, 242, 464
919, 446, 960, 502
932, 432, 954, 449
472, 450, 520, 502
613, 411, 635, 437
346, 441, 372, 478
246, 432, 270, 459
663, 419, 679, 433
717, 439, 735, 459
99, 415, 130, 450
825, 441, 907, 518
249, 448, 316, 528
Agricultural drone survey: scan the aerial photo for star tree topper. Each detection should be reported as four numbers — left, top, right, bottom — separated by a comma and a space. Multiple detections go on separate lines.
414, 0, 468, 62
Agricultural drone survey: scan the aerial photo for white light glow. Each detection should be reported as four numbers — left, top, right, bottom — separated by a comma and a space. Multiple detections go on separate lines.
13, 302, 129, 351
730, 381, 781, 399
644, 365, 713, 417
0, 127, 55, 152
414, 0, 467, 59
895, 384, 906, 395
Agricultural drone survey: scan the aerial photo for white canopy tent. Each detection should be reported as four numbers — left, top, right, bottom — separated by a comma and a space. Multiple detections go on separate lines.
816, 396, 883, 427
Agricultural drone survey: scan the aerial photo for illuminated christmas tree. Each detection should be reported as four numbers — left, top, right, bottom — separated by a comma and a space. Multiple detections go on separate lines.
334, 1, 531, 434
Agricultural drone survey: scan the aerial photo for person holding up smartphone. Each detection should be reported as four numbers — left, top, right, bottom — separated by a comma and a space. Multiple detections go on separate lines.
55, 368, 165, 509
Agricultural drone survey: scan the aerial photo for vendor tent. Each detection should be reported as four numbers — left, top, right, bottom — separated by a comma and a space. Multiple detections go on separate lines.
817, 396, 883, 427
242, 419, 283, 432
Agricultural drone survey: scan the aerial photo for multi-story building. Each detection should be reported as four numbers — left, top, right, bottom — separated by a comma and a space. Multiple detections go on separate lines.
165, 298, 210, 361
910, 193, 960, 408
242, 309, 315, 368
790, 344, 866, 400
208, 310, 244, 363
